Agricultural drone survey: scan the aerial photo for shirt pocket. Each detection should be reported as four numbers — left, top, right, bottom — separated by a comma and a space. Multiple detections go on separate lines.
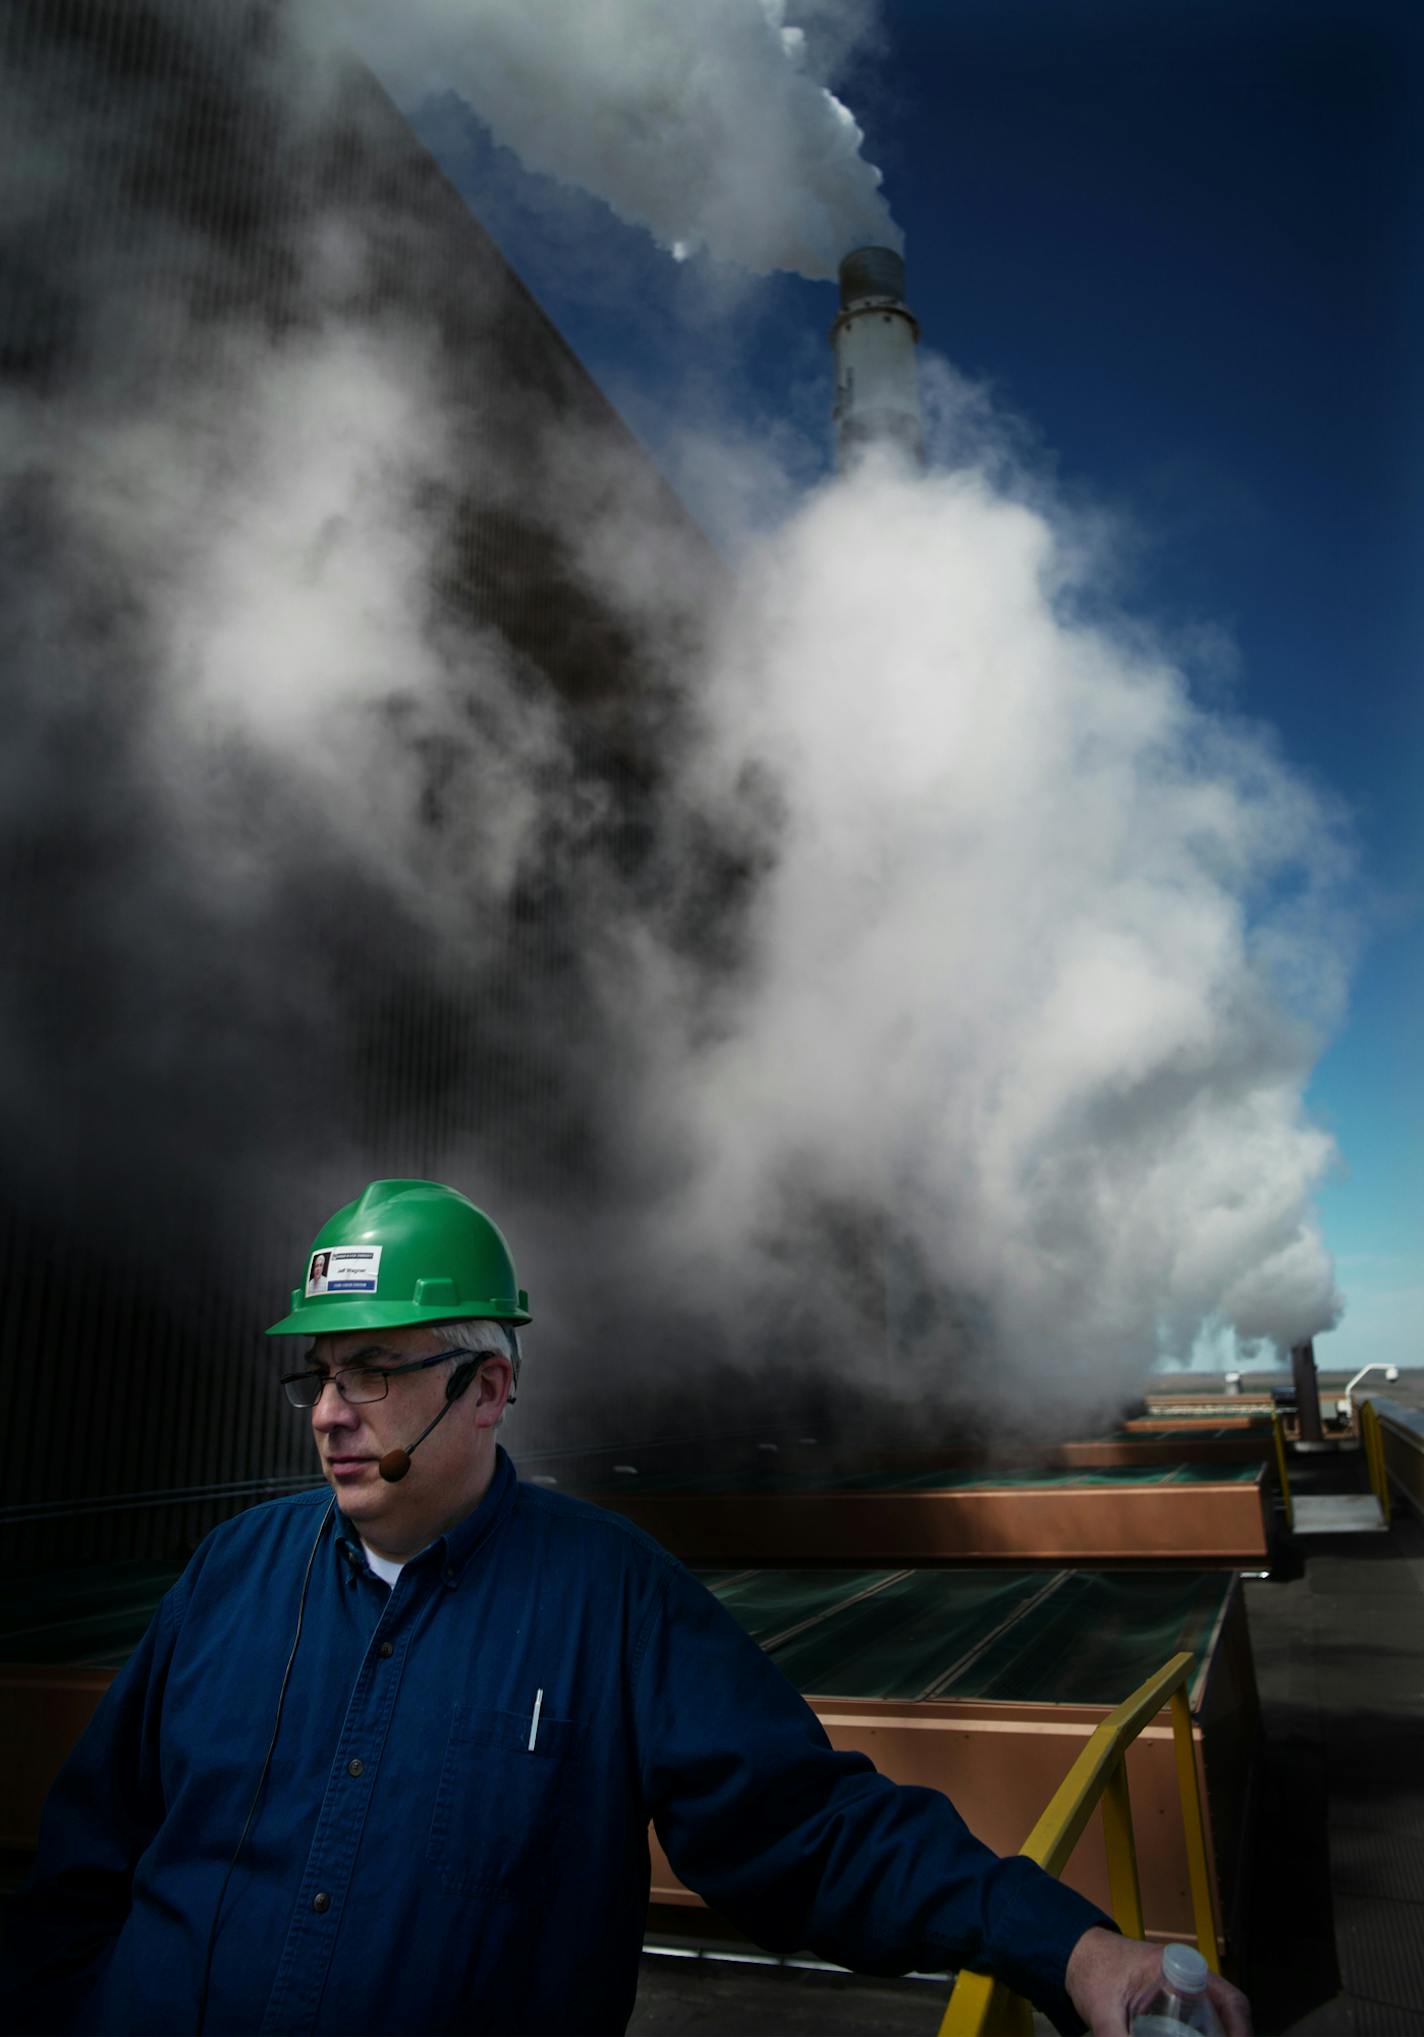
426, 1701, 585, 1897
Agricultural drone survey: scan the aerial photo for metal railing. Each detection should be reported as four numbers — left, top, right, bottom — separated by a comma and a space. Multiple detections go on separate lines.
1271, 1411, 1294, 1531
937, 1650, 1220, 2036
1369, 1398, 1424, 1522
1359, 1400, 1392, 1527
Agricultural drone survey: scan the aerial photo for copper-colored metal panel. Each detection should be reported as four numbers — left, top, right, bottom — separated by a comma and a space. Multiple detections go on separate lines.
650, 1587, 1258, 1955
1048, 1435, 1269, 1468
877, 1435, 1271, 1472
650, 1705, 1209, 1941
1125, 1415, 1268, 1433
1143, 1394, 1276, 1415
595, 1479, 1271, 1569
0, 1664, 114, 1849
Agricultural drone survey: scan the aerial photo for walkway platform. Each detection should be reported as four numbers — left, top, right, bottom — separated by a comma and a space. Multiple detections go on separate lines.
1242, 1456, 1424, 2033
1290, 1495, 1388, 1535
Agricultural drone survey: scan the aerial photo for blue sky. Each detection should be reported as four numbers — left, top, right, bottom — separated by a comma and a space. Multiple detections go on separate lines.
412, 0, 1421, 1373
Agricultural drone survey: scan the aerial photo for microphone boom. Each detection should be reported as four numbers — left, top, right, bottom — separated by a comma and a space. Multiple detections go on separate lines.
376, 1359, 480, 1483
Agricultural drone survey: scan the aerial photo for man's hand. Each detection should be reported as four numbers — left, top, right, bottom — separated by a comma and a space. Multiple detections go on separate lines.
1065, 1927, 1252, 2036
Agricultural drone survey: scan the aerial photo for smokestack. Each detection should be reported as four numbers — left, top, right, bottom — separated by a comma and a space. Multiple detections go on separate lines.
1291, 1338, 1325, 1445
830, 246, 922, 471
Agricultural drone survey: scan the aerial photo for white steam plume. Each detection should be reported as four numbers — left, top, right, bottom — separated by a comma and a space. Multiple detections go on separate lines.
325, 0, 899, 278
0, 0, 1354, 1446
600, 434, 1352, 1417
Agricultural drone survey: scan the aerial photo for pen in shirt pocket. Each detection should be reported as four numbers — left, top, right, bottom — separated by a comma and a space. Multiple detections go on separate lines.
527, 1687, 543, 1752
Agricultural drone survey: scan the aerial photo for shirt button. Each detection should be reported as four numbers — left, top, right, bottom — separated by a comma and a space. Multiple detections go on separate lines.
378, 1641, 394, 1658
312, 1892, 331, 1914
347, 1758, 364, 1778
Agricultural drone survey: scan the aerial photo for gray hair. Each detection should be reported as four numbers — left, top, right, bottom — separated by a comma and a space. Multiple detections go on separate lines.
430, 1318, 522, 1398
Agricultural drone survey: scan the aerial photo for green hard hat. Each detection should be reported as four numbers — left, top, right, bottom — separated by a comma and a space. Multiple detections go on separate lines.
266, 1179, 531, 1337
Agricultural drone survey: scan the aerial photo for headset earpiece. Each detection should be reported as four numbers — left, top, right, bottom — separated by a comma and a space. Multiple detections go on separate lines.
445, 1359, 479, 1403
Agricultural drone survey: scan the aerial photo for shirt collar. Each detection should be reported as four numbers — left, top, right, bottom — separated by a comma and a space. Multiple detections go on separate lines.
438, 1444, 519, 1587
334, 1444, 518, 1589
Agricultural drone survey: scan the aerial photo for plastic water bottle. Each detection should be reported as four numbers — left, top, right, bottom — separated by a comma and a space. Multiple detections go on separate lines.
1130, 1943, 1224, 2036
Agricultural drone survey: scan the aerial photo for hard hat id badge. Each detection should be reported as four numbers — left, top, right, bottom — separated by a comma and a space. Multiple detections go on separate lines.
306, 1245, 382, 1297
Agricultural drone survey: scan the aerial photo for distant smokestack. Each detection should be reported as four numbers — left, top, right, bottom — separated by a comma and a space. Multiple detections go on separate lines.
831, 246, 922, 471
1291, 1338, 1325, 1444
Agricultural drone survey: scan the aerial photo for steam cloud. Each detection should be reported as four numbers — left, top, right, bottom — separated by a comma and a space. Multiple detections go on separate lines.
0, 0, 1352, 1456
639, 445, 1348, 1416
330, 0, 900, 277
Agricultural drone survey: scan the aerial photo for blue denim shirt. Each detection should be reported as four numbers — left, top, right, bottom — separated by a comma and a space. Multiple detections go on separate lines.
4, 1449, 1106, 2033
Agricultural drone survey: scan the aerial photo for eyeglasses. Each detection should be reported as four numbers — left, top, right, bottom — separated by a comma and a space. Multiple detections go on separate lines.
280, 1347, 480, 1409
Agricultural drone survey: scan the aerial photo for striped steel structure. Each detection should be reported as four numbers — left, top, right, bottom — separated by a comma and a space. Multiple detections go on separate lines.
0, 0, 724, 1563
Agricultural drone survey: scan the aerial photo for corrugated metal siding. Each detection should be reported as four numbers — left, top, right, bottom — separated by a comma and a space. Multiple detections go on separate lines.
0, 0, 722, 1566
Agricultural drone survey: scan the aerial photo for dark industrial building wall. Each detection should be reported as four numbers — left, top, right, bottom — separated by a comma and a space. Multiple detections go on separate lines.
0, 0, 727, 1564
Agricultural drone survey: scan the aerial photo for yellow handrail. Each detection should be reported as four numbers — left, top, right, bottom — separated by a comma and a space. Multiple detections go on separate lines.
1360, 1400, 1392, 1526
1271, 1410, 1293, 1531
937, 1650, 1220, 2037
1378, 1405, 1394, 1524
1363, 1400, 1377, 1507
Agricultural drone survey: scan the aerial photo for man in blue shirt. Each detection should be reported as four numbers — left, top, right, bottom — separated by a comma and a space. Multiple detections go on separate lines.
4, 1180, 1250, 2036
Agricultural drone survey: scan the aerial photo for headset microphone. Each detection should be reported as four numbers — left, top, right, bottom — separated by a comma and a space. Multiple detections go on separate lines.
378, 1359, 479, 1483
